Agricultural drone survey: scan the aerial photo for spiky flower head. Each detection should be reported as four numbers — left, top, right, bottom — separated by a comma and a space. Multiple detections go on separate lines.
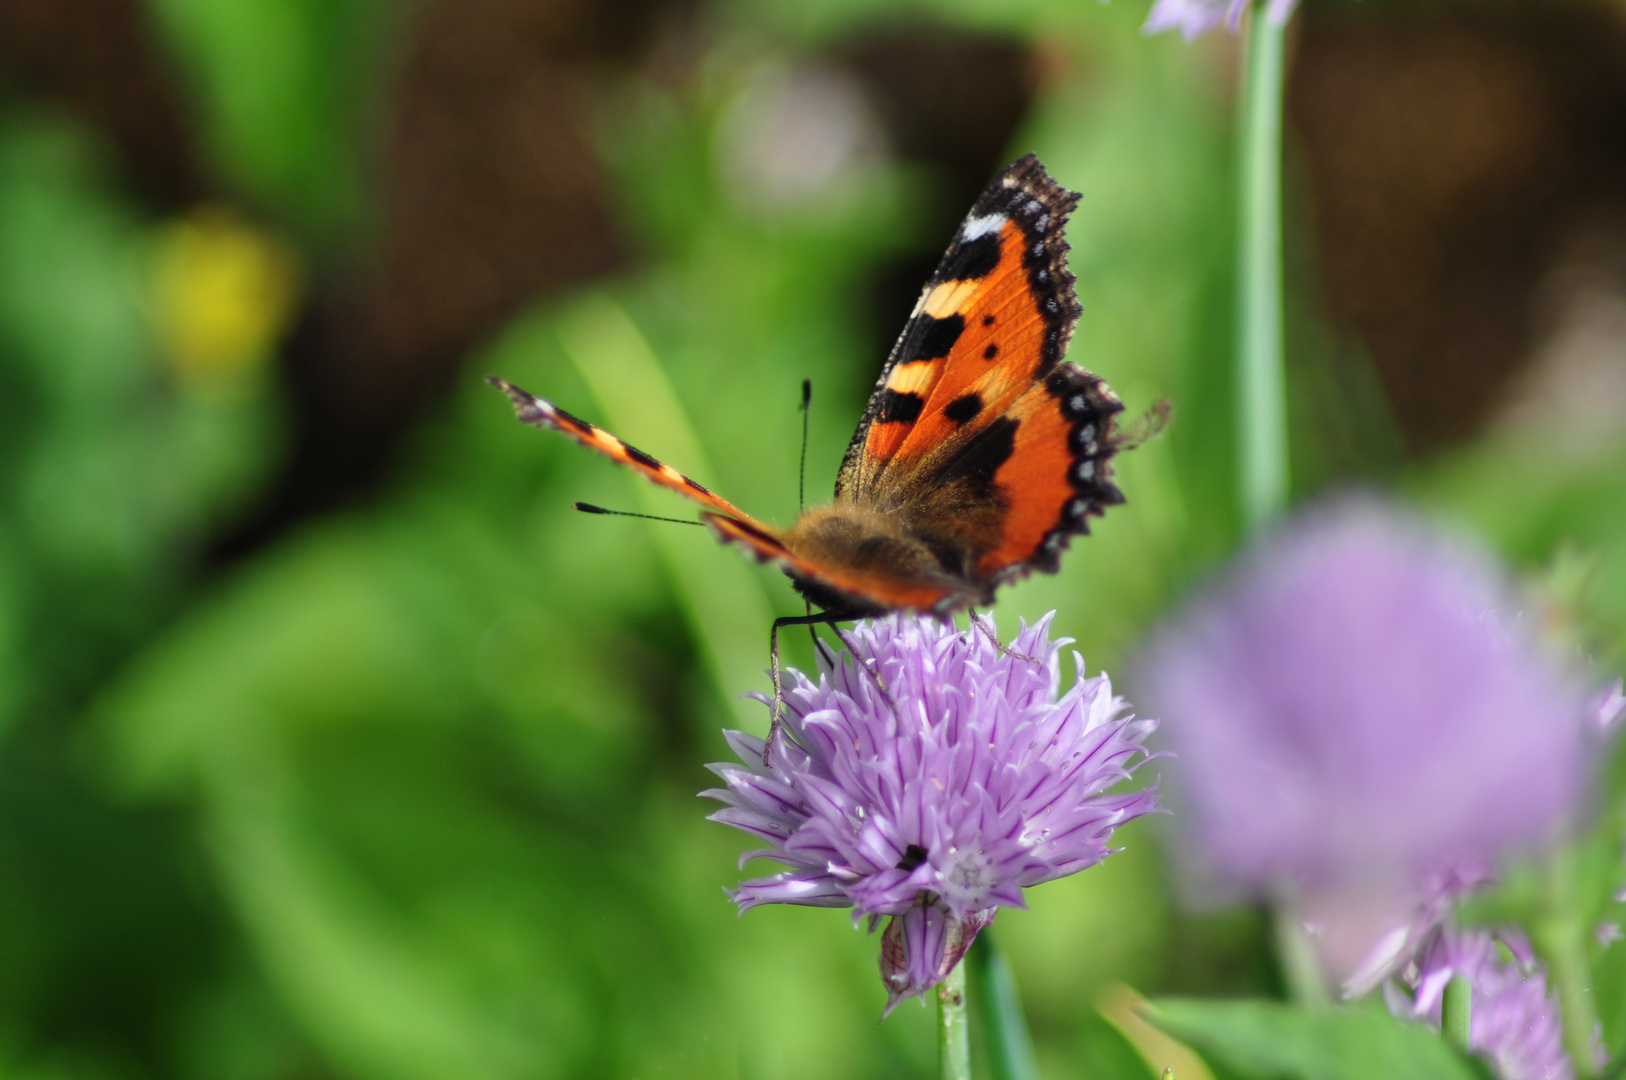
702, 613, 1158, 1013
1143, 0, 1301, 40
1388, 927, 1575, 1080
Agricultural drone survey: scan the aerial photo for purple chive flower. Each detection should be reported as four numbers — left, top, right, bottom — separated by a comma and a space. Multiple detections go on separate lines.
702, 613, 1158, 1013
1143, 0, 1301, 41
1144, 500, 1590, 988
1388, 927, 1573, 1080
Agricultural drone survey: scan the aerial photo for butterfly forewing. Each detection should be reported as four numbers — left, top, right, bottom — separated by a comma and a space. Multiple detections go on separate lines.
830, 155, 1129, 592
836, 155, 1083, 499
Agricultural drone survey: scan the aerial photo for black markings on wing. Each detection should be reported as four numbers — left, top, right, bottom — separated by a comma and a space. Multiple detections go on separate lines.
944, 393, 983, 424
1050, 364, 1126, 505
939, 232, 1002, 280
902, 313, 965, 364
936, 416, 1017, 496
990, 155, 1082, 384
624, 445, 662, 470
877, 390, 925, 424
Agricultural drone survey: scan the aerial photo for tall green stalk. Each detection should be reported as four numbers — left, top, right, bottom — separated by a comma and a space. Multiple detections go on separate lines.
1236, 3, 1289, 532
1238, 3, 1309, 1015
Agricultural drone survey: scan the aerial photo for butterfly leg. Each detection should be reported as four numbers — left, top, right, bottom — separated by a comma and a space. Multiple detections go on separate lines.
803, 596, 838, 670
767, 611, 849, 764
969, 611, 1041, 664
808, 618, 837, 669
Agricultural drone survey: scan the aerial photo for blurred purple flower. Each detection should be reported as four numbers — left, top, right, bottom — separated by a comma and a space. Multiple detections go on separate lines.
1388, 927, 1573, 1080
1143, 0, 1301, 40
1144, 500, 1590, 983
703, 613, 1158, 1013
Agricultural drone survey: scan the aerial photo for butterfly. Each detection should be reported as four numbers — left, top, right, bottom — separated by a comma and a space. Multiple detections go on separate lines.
491, 154, 1150, 697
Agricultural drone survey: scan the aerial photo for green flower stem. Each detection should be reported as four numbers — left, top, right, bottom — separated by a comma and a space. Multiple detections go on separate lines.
968, 931, 1040, 1080
1240, 6, 1314, 1012
1535, 844, 1601, 1078
1442, 976, 1472, 1052
939, 960, 971, 1080
1273, 904, 1330, 1010
1236, 1, 1289, 533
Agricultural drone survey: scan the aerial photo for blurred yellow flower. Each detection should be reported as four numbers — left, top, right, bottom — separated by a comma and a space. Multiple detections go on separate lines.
150, 207, 299, 390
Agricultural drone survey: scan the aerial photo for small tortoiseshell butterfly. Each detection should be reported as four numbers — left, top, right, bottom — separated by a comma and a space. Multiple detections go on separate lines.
492, 154, 1149, 634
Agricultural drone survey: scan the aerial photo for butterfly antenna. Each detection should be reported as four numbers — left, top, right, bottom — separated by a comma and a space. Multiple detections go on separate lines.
798, 378, 812, 516
795, 379, 827, 658
573, 502, 705, 526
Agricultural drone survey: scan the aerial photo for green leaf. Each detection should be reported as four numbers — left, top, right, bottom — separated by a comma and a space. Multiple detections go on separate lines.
1148, 998, 1483, 1080
144, 0, 398, 240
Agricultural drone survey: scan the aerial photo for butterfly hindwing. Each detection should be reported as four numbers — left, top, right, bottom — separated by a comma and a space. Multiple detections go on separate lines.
972, 363, 1125, 584
835, 155, 1083, 499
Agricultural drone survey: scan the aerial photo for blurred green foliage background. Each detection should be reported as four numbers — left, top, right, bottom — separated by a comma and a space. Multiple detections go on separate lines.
2, 0, 1626, 1076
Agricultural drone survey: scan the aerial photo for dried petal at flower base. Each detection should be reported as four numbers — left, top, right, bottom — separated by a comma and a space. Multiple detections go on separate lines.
879, 902, 994, 1017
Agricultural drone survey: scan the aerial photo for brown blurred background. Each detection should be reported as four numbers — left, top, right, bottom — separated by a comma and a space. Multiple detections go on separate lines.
10, 0, 1626, 552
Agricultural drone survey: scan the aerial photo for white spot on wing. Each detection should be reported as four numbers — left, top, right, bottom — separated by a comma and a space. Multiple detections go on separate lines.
961, 213, 1006, 241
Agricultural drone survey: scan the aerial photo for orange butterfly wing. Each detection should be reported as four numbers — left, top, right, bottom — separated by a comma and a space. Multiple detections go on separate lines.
838, 156, 1081, 496
835, 155, 1130, 591
488, 376, 774, 529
